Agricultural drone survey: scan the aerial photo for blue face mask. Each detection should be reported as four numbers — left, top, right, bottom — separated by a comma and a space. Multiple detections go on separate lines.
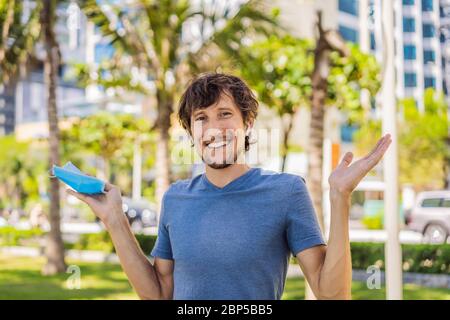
51, 161, 106, 195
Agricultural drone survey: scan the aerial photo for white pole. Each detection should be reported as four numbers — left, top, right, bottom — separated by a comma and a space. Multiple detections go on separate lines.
381, 0, 403, 300
359, 0, 370, 52
359, 0, 371, 113
132, 137, 142, 201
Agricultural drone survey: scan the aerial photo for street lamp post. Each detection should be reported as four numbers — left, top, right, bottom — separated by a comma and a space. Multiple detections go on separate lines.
381, 0, 403, 300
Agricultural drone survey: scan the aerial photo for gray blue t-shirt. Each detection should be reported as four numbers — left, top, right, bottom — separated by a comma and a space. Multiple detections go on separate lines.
150, 167, 326, 300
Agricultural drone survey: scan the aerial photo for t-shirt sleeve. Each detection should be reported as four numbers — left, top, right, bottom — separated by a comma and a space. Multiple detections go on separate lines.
285, 176, 326, 257
150, 192, 173, 260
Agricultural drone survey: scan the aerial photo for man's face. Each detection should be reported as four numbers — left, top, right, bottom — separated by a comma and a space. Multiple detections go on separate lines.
191, 93, 249, 169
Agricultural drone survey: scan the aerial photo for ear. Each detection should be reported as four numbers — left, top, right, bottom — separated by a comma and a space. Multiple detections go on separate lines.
245, 120, 254, 135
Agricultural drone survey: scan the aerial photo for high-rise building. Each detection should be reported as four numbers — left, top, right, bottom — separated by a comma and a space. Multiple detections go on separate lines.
278, 0, 449, 109
0, 83, 15, 135
337, 0, 450, 110
4, 1, 143, 140
2, 1, 87, 139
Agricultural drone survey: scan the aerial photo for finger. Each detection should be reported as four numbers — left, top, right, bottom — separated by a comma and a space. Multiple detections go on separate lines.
337, 152, 354, 168
104, 182, 115, 192
363, 134, 388, 160
367, 136, 392, 166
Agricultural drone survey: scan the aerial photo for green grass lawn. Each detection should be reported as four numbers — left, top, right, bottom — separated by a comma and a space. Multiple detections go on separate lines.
0, 254, 449, 300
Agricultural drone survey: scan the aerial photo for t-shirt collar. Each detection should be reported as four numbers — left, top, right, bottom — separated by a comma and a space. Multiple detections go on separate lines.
200, 167, 258, 192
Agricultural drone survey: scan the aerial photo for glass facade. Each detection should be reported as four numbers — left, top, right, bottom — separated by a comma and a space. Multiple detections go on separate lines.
421, 0, 433, 11
339, 25, 359, 43
404, 45, 417, 60
405, 73, 417, 87
403, 17, 416, 32
424, 76, 436, 88
422, 23, 435, 37
338, 0, 358, 16
423, 50, 436, 63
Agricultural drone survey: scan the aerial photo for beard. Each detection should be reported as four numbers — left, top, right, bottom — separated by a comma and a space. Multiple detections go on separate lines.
202, 151, 238, 169
201, 140, 246, 170
207, 162, 233, 169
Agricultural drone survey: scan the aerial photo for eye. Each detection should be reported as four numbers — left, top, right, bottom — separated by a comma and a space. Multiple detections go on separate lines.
195, 115, 206, 122
220, 111, 232, 117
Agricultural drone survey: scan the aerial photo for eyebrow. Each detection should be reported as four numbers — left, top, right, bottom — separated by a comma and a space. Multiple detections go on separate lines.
192, 107, 233, 117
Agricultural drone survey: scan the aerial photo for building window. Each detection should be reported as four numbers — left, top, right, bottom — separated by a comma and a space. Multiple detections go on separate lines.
423, 50, 435, 63
338, 25, 359, 43
404, 73, 417, 87
370, 32, 376, 50
403, 0, 415, 5
440, 6, 445, 18
422, 24, 435, 37
403, 17, 415, 32
441, 33, 446, 43
421, 0, 433, 11
338, 0, 358, 16
404, 45, 416, 60
424, 77, 436, 88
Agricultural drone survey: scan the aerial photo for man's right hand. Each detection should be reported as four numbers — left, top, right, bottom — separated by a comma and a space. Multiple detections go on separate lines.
66, 182, 127, 230
67, 182, 174, 299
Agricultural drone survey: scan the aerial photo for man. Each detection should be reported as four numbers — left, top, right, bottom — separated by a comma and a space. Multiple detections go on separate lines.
68, 73, 392, 300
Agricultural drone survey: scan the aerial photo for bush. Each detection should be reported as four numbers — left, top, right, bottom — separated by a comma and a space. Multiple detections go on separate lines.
351, 242, 449, 274
69, 231, 157, 256
0, 226, 44, 246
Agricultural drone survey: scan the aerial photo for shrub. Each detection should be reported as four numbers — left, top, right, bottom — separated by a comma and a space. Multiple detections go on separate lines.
0, 226, 44, 246
351, 242, 449, 274
70, 231, 157, 255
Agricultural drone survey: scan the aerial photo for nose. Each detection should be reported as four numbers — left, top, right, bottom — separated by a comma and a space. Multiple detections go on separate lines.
201, 119, 228, 143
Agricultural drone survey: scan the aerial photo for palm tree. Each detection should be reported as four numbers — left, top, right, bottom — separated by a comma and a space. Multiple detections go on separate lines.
40, 0, 66, 275
1, 0, 66, 274
77, 0, 279, 218
0, 0, 40, 83
308, 11, 350, 233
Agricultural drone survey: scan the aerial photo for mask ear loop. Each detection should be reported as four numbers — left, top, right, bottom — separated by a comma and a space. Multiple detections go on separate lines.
48, 167, 56, 178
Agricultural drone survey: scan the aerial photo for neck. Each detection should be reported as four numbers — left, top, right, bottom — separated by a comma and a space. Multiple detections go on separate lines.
204, 163, 251, 188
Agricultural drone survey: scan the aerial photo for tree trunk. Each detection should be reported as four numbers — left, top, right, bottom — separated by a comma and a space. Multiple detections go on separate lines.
305, 10, 344, 299
155, 92, 173, 223
308, 41, 331, 235
41, 0, 66, 275
280, 114, 294, 172
0, 0, 15, 64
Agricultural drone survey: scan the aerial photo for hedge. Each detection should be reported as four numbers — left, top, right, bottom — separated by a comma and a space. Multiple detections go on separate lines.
0, 226, 43, 246
350, 242, 450, 274
66, 231, 158, 256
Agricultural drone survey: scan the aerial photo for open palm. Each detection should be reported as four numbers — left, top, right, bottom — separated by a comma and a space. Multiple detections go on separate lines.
328, 134, 392, 197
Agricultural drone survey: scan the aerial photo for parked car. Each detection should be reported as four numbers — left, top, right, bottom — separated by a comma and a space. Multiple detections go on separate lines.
121, 197, 157, 232
406, 190, 450, 244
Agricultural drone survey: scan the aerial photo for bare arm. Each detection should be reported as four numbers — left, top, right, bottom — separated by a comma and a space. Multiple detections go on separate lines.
297, 134, 392, 300
67, 183, 174, 299
296, 193, 351, 299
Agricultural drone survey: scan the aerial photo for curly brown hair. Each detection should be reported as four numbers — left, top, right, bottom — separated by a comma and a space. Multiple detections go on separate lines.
177, 73, 258, 151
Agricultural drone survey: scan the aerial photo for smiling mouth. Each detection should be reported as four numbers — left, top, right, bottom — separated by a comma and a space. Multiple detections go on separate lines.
206, 140, 229, 149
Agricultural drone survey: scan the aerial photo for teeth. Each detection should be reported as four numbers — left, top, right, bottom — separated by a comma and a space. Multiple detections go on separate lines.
207, 141, 227, 149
